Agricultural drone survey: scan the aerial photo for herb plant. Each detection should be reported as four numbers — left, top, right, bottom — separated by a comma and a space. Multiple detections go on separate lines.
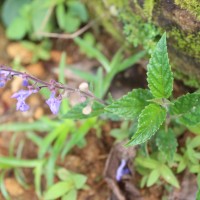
1, 32, 200, 198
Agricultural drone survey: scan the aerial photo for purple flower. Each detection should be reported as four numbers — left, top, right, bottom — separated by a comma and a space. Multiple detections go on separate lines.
0, 71, 9, 87
0, 81, 5, 88
16, 100, 30, 111
0, 71, 9, 77
46, 92, 61, 115
116, 159, 130, 182
12, 89, 37, 112
22, 79, 29, 87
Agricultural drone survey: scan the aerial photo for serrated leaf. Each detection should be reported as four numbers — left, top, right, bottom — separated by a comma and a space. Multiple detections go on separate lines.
105, 89, 153, 120
156, 129, 177, 161
147, 32, 173, 98
64, 101, 104, 119
126, 104, 166, 146
170, 93, 200, 126
160, 165, 180, 188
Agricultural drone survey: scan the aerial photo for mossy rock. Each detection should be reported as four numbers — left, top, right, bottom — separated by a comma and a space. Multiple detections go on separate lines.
85, 0, 200, 88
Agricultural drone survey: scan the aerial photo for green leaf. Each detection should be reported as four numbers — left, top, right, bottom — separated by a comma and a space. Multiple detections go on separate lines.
0, 172, 11, 200
156, 129, 177, 161
67, 1, 88, 22
135, 156, 159, 169
0, 119, 55, 132
74, 37, 110, 72
171, 93, 200, 114
56, 3, 66, 30
188, 136, 200, 148
147, 169, 160, 187
126, 104, 166, 146
170, 93, 200, 126
110, 121, 130, 141
140, 175, 148, 188
44, 181, 74, 200
147, 32, 173, 98
105, 89, 153, 120
61, 190, 77, 200
31, 0, 51, 34
177, 158, 187, 173
6, 17, 28, 40
64, 101, 104, 120
64, 14, 81, 33
71, 68, 96, 82
118, 50, 146, 73
160, 165, 180, 188
0, 157, 43, 168
181, 111, 200, 128
1, 0, 31, 27
61, 118, 96, 158
72, 174, 87, 189
57, 168, 71, 181
188, 123, 200, 134
196, 190, 200, 200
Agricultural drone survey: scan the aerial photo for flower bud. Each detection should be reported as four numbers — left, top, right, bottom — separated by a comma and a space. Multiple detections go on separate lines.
82, 105, 92, 115
79, 82, 89, 91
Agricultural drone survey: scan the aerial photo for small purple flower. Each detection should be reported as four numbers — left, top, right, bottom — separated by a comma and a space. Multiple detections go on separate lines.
46, 92, 61, 115
0, 71, 9, 87
0, 71, 9, 77
22, 79, 29, 87
0, 81, 5, 88
16, 100, 30, 111
116, 159, 130, 182
12, 89, 37, 112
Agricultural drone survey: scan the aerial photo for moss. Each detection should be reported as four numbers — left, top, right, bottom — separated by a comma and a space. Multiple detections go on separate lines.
120, 12, 161, 53
169, 28, 200, 61
143, 0, 155, 20
131, 0, 156, 20
173, 70, 200, 88
105, 0, 129, 8
174, 0, 200, 20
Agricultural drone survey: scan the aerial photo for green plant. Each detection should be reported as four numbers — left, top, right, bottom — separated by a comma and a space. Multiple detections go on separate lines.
44, 168, 87, 200
56, 0, 88, 33
1, 0, 89, 40
20, 40, 51, 63
69, 32, 200, 191
135, 152, 179, 188
0, 47, 111, 199
174, 136, 200, 174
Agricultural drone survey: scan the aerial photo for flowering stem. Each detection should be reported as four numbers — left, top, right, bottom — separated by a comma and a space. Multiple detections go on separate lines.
0, 66, 105, 104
